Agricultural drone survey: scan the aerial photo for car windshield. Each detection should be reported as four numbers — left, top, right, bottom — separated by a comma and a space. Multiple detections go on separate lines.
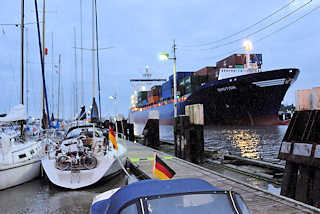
146, 193, 235, 214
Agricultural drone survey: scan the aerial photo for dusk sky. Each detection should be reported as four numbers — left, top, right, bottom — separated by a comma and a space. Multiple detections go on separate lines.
0, 0, 319, 119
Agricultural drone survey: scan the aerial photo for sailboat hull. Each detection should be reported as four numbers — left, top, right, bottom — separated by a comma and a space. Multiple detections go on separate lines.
41, 143, 127, 189
0, 160, 40, 190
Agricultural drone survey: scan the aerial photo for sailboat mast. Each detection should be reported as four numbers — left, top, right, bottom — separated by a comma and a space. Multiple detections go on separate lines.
94, 0, 102, 119
20, 0, 24, 137
20, 0, 24, 105
51, 32, 54, 118
74, 27, 78, 117
80, 0, 84, 105
58, 54, 61, 119
42, 0, 46, 112
26, 28, 29, 116
92, 0, 95, 99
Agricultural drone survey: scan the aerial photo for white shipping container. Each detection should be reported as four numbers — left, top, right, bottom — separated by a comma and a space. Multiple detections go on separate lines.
295, 89, 312, 111
312, 87, 320, 110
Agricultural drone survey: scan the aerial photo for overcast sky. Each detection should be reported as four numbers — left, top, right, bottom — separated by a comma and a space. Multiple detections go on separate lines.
0, 0, 319, 119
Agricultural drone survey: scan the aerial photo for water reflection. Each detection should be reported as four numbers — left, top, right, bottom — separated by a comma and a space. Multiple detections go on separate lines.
134, 123, 287, 162
225, 129, 260, 159
0, 173, 129, 214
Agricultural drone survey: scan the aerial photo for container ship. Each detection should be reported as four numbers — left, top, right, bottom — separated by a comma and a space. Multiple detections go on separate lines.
129, 53, 299, 125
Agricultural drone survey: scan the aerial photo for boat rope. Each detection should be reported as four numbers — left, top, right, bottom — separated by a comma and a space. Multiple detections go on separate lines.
34, 0, 50, 126
115, 155, 133, 178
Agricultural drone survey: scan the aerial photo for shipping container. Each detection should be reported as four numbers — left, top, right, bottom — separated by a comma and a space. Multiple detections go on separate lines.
312, 87, 320, 110
178, 75, 207, 96
147, 91, 153, 98
295, 89, 312, 110
137, 91, 148, 103
151, 85, 161, 91
216, 53, 262, 68
169, 72, 193, 81
162, 89, 172, 99
141, 99, 147, 106
148, 95, 159, 104
195, 66, 216, 76
162, 80, 173, 90
161, 80, 173, 99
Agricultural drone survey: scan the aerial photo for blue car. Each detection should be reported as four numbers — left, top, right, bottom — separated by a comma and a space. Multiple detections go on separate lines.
91, 178, 251, 214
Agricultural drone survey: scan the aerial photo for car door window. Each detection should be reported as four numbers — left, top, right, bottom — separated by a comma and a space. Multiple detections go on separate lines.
120, 203, 139, 214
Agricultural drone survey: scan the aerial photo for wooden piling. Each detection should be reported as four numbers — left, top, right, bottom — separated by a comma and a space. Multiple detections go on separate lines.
142, 119, 159, 149
280, 161, 298, 198
174, 115, 204, 164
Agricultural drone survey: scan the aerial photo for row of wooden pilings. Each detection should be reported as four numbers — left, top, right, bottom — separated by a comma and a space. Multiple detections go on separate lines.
105, 119, 135, 142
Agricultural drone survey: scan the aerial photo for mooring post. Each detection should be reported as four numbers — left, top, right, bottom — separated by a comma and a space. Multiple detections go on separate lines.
280, 161, 298, 198
174, 104, 204, 164
278, 110, 320, 208
128, 123, 135, 142
142, 119, 159, 149
116, 120, 122, 138
295, 166, 313, 204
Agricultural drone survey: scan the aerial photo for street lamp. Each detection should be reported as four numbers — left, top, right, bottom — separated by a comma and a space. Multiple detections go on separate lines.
242, 39, 253, 69
159, 41, 177, 117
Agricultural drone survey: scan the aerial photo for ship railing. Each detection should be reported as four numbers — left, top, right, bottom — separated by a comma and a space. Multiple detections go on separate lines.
218, 68, 262, 80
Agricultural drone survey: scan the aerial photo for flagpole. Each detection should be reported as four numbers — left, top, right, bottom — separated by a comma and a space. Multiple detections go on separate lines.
152, 152, 156, 179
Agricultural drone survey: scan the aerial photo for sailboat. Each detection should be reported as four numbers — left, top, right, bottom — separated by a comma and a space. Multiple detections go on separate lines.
0, 0, 43, 190
0, 105, 43, 190
41, 0, 127, 189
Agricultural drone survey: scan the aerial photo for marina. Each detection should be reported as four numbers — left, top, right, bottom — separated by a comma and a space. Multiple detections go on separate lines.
123, 138, 320, 214
1, 0, 320, 213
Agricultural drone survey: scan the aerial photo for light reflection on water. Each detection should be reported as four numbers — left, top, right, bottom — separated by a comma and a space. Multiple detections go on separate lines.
134, 123, 287, 162
225, 129, 260, 159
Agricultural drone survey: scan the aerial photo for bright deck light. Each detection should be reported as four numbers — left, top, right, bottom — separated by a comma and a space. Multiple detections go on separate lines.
242, 40, 253, 52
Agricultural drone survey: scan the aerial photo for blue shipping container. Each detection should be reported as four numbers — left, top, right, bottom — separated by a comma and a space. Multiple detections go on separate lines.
162, 80, 173, 90
251, 54, 262, 65
162, 88, 172, 99
169, 72, 193, 81
141, 99, 147, 106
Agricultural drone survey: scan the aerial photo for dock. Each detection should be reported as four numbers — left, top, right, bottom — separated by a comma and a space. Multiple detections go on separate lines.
119, 138, 320, 214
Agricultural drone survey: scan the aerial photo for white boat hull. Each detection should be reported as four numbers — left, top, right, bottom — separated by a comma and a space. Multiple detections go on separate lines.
42, 143, 127, 189
0, 160, 40, 190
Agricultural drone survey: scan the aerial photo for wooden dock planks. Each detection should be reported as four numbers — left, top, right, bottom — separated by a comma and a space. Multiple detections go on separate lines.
119, 139, 320, 214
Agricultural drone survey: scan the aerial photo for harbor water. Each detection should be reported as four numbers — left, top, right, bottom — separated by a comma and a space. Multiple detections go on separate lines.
0, 173, 135, 214
134, 124, 288, 195
135, 124, 287, 163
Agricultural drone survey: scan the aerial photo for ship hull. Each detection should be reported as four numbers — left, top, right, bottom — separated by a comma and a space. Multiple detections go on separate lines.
129, 68, 299, 126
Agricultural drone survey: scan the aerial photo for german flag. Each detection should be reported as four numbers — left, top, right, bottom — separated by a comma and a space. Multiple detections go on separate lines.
152, 153, 175, 180
109, 126, 118, 150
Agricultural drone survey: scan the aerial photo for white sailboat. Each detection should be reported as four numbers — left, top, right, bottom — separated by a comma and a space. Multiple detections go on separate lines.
0, 105, 43, 190
41, 0, 127, 189
41, 122, 127, 189
0, 0, 43, 190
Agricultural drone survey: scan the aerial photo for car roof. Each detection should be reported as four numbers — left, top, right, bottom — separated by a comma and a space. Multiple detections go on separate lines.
106, 178, 222, 214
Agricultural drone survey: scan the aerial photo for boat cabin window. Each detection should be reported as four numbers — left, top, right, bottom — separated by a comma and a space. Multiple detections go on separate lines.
18, 153, 27, 159
120, 203, 139, 214
66, 129, 81, 138
146, 193, 235, 214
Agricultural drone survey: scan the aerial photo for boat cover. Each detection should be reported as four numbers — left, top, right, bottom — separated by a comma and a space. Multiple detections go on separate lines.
0, 104, 26, 122
92, 178, 222, 214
